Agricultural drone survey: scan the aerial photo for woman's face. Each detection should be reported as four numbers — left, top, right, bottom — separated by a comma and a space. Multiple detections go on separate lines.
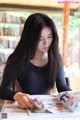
37, 26, 53, 53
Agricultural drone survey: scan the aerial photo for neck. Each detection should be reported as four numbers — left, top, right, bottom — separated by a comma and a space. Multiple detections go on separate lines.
30, 52, 48, 67
34, 51, 47, 60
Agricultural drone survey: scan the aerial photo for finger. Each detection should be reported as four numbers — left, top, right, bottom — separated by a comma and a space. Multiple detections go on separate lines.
23, 97, 34, 108
26, 94, 35, 106
18, 102, 24, 108
18, 101, 28, 109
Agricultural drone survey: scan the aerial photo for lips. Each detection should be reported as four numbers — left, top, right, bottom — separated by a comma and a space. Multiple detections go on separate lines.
43, 47, 49, 49
43, 47, 49, 50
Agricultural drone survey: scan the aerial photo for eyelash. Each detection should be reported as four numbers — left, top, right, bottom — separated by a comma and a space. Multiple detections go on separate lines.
40, 36, 52, 41
39, 39, 43, 41
48, 36, 52, 38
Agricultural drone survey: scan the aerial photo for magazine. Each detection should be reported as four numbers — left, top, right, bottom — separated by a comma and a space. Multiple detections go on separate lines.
4, 91, 80, 116
28, 91, 80, 114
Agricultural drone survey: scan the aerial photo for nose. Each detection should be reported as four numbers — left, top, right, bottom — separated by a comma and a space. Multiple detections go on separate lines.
43, 39, 48, 46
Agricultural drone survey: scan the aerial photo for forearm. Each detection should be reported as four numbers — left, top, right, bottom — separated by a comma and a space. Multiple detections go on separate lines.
56, 83, 71, 92
0, 87, 18, 100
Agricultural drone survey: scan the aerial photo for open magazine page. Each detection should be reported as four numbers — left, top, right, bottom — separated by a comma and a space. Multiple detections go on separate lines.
3, 94, 80, 119
26, 95, 74, 114
57, 91, 80, 112
4, 95, 71, 114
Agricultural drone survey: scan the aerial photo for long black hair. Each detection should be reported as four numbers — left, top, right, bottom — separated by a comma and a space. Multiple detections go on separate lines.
3, 13, 60, 89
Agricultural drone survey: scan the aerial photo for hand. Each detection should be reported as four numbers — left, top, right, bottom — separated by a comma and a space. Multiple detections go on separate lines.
33, 99, 44, 108
13, 92, 35, 109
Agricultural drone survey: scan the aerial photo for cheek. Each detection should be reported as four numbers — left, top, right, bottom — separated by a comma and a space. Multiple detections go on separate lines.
38, 41, 43, 47
49, 39, 53, 45
37, 42, 43, 49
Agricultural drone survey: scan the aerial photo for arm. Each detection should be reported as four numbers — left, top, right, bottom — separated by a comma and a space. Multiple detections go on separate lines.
0, 63, 18, 100
0, 63, 36, 108
56, 55, 71, 92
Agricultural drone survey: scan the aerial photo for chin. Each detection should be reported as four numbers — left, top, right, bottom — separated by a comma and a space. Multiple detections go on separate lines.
43, 49, 49, 52
42, 50, 48, 53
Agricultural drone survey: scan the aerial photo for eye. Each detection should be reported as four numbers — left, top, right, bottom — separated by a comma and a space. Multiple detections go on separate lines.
40, 39, 43, 41
39, 37, 44, 41
48, 34, 53, 39
48, 35, 53, 39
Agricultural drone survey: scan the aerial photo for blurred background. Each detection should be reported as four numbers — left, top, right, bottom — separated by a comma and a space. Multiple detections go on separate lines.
0, 0, 80, 91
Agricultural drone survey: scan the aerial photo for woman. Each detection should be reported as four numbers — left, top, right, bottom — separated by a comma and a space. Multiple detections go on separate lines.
0, 13, 71, 109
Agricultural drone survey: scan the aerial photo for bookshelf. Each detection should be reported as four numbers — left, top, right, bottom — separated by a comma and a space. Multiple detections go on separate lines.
0, 12, 26, 62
